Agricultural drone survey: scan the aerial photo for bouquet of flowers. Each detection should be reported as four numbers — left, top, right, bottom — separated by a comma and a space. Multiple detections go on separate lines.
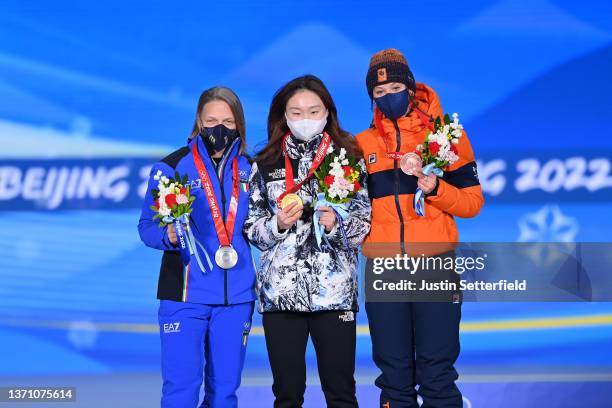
150, 170, 206, 271
416, 112, 463, 168
151, 170, 195, 226
413, 112, 463, 216
314, 147, 362, 203
312, 147, 362, 248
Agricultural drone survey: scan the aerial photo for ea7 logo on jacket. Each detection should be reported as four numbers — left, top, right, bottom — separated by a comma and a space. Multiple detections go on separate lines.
188, 179, 202, 190
268, 168, 285, 180
163, 322, 181, 333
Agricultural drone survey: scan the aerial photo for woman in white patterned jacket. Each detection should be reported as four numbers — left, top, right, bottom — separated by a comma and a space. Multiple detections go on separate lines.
244, 75, 371, 408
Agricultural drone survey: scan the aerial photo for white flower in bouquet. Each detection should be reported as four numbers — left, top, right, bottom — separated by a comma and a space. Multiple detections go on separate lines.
158, 203, 171, 217
328, 176, 353, 200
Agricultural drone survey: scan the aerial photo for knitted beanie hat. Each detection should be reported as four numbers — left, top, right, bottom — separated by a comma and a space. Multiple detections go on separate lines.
366, 48, 416, 99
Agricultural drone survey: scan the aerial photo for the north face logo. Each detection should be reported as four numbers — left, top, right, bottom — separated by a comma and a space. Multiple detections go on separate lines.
339, 311, 354, 322
268, 168, 285, 180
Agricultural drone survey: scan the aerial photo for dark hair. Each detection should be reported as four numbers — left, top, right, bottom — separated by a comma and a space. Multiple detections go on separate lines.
189, 86, 247, 154
256, 75, 362, 164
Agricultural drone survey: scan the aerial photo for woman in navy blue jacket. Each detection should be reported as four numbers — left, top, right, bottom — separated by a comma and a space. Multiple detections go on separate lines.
138, 86, 255, 408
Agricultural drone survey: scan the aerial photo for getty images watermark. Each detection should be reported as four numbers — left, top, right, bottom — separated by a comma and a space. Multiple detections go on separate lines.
370, 253, 527, 292
363, 243, 612, 302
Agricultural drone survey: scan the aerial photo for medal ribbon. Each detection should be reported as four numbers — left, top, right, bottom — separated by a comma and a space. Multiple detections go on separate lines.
173, 217, 190, 266
277, 132, 332, 206
414, 163, 444, 217
191, 143, 240, 247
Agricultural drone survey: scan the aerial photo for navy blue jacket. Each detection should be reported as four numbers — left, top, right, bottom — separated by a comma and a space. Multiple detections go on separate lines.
138, 136, 256, 305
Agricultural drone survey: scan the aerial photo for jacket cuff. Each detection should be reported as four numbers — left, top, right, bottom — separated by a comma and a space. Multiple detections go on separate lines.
425, 179, 454, 208
324, 224, 338, 238
425, 178, 440, 197
161, 226, 179, 251
269, 215, 290, 239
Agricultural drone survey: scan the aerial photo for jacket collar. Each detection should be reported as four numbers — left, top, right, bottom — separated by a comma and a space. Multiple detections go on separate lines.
376, 83, 443, 149
284, 132, 324, 160
190, 136, 242, 178
190, 135, 241, 159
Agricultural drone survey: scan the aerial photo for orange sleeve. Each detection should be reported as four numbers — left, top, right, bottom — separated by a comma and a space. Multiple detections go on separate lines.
426, 130, 484, 218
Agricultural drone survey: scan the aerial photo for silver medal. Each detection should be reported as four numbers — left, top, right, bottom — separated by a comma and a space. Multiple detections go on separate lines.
215, 246, 238, 269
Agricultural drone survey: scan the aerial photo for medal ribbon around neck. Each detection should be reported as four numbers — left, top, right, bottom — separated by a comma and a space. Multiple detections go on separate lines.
191, 142, 240, 248
276, 132, 332, 207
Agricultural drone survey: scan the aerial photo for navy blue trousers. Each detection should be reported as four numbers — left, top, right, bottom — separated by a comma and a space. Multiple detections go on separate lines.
365, 301, 462, 408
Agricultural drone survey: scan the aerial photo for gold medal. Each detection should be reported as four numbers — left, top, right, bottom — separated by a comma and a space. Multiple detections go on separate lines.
280, 193, 303, 209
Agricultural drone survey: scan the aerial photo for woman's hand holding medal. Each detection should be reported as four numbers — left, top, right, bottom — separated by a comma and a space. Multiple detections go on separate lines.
400, 152, 437, 194
277, 201, 303, 231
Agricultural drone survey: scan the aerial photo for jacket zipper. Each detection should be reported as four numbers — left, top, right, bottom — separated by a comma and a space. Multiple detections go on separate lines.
217, 157, 229, 306
392, 120, 406, 255
220, 139, 241, 305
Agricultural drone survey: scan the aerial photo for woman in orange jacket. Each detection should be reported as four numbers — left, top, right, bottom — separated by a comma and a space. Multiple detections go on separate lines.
356, 49, 483, 408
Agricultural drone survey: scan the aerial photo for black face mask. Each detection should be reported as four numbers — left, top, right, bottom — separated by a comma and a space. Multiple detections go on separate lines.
199, 124, 239, 154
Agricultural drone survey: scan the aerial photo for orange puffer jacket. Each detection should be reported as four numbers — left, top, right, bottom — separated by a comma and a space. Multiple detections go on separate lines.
356, 83, 484, 258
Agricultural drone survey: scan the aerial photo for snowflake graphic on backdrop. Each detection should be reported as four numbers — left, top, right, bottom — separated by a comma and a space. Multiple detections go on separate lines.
517, 204, 579, 266
518, 204, 578, 242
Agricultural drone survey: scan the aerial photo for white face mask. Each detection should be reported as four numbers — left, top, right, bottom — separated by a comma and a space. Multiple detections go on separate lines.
285, 113, 328, 141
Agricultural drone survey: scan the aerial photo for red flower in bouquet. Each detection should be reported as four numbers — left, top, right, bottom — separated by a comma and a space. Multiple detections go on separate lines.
165, 193, 177, 208
428, 141, 441, 156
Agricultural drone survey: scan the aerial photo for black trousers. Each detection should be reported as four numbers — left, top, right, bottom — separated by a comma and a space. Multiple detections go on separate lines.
365, 302, 462, 408
262, 311, 358, 408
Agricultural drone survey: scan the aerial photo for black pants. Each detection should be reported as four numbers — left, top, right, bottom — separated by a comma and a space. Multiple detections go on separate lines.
262, 311, 358, 408
365, 302, 462, 408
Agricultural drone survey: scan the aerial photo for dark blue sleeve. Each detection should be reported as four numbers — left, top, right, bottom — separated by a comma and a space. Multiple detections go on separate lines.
137, 162, 178, 251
